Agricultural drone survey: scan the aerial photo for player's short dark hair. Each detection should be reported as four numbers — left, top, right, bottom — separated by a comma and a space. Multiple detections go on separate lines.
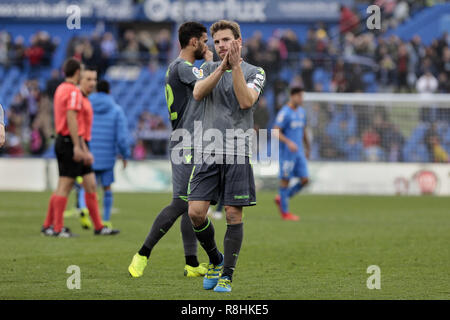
290, 86, 304, 96
82, 65, 98, 73
63, 58, 81, 77
178, 21, 207, 49
210, 20, 241, 40
97, 80, 110, 93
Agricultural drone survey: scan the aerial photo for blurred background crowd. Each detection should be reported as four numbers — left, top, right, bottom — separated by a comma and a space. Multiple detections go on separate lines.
0, 0, 449, 163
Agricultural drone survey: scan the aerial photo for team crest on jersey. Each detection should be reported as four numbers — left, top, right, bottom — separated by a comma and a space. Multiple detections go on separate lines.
192, 67, 204, 79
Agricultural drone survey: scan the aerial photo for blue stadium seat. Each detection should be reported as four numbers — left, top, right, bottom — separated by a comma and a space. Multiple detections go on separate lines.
279, 67, 294, 83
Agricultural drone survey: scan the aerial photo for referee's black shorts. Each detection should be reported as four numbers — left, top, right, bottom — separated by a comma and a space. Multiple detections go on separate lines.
55, 135, 93, 178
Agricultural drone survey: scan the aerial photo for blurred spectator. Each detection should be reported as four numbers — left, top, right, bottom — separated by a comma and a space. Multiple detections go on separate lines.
0, 31, 11, 66
273, 79, 289, 113
339, 6, 360, 36
29, 118, 47, 155
9, 94, 28, 116
281, 29, 301, 68
437, 72, 450, 93
394, 1, 410, 24
334, 120, 351, 154
25, 35, 44, 77
319, 134, 340, 159
138, 31, 157, 57
101, 32, 118, 68
134, 111, 170, 156
244, 31, 265, 67
377, 48, 396, 89
372, 112, 405, 161
155, 29, 172, 65
37, 31, 56, 67
362, 126, 383, 161
425, 123, 449, 163
347, 65, 365, 92
133, 139, 147, 160
300, 58, 314, 91
416, 70, 438, 122
344, 136, 363, 161
11, 36, 26, 69
45, 69, 63, 99
120, 30, 143, 65
302, 29, 317, 56
331, 70, 348, 92
416, 70, 438, 93
20, 80, 40, 125
253, 97, 270, 157
441, 45, 450, 77
409, 35, 426, 75
260, 37, 282, 87
81, 36, 102, 70
396, 44, 410, 92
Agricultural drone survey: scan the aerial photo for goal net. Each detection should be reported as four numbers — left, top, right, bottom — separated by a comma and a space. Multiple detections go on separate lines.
302, 93, 450, 163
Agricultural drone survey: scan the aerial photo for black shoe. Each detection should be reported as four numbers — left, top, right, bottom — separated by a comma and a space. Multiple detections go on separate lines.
41, 226, 54, 236
94, 226, 120, 236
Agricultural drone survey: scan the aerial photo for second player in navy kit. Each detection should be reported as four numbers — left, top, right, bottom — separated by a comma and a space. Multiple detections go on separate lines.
128, 22, 212, 278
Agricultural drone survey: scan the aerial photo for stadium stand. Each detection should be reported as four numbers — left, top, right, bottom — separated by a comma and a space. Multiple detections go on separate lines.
0, 1, 449, 163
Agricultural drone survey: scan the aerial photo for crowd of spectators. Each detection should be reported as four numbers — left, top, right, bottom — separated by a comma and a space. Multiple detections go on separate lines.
237, 1, 449, 163
0, 30, 58, 78
1, 1, 449, 162
0, 78, 55, 157
133, 111, 171, 159
66, 28, 172, 76
240, 4, 449, 106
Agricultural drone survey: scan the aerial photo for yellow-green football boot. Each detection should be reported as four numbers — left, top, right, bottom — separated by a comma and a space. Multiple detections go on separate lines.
128, 253, 147, 278
184, 262, 208, 277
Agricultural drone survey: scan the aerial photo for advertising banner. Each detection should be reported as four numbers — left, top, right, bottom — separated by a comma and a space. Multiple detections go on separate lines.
0, 0, 353, 22
2, 159, 448, 196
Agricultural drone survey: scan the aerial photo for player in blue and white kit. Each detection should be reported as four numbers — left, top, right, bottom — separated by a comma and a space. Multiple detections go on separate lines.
273, 87, 310, 221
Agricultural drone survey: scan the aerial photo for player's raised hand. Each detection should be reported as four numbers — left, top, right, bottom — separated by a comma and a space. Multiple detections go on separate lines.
228, 40, 242, 68
219, 52, 231, 71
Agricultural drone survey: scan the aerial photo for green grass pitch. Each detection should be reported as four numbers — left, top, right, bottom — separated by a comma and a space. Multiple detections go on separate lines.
0, 191, 449, 300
